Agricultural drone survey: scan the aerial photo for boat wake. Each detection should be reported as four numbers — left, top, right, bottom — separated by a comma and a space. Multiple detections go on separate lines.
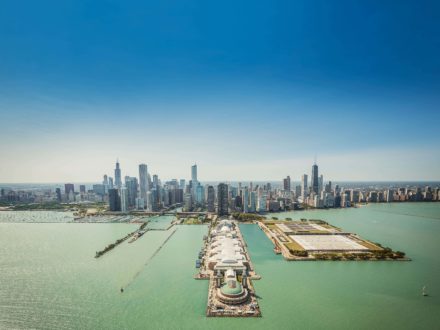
121, 228, 178, 291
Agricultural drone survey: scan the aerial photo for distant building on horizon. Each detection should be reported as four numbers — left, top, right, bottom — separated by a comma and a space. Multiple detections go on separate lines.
55, 188, 62, 202
301, 174, 308, 199
125, 176, 138, 208
64, 183, 74, 195
109, 188, 121, 211
311, 163, 319, 195
114, 160, 122, 188
191, 164, 198, 183
249, 191, 257, 212
217, 183, 229, 216
139, 164, 149, 209
242, 187, 249, 213
120, 187, 128, 212
207, 185, 215, 213
318, 175, 323, 193
191, 164, 198, 204
93, 184, 106, 197
283, 176, 291, 191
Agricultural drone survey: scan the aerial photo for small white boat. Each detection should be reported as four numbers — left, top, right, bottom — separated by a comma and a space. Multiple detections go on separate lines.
422, 286, 428, 296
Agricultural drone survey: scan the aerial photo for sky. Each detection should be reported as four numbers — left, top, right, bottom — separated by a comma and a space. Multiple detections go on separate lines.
0, 0, 439, 182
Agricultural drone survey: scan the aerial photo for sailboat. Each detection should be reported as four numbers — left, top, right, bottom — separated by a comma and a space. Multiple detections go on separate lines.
422, 286, 428, 296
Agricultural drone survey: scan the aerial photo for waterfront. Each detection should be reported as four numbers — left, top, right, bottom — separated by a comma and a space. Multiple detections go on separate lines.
1, 203, 439, 329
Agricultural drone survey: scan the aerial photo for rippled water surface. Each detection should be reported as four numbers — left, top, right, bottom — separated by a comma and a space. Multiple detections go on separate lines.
0, 204, 439, 329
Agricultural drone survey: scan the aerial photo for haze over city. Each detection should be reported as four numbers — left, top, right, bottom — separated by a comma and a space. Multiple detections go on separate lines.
1, 0, 439, 182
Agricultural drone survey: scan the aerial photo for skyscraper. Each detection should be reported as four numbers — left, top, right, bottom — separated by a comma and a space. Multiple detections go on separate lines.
311, 163, 319, 194
183, 193, 192, 211
258, 193, 267, 212
301, 174, 308, 199
64, 183, 74, 195
152, 174, 159, 189
147, 191, 154, 211
207, 186, 215, 212
114, 160, 122, 188
108, 188, 121, 211
249, 191, 257, 212
93, 184, 106, 196
196, 184, 205, 205
191, 164, 198, 183
125, 176, 138, 207
386, 189, 394, 203
120, 187, 128, 212
191, 164, 198, 202
139, 164, 149, 209
242, 187, 249, 213
283, 176, 291, 191
55, 188, 62, 202
217, 183, 229, 216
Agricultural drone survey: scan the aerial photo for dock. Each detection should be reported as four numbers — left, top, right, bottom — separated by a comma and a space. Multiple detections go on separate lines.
196, 219, 261, 317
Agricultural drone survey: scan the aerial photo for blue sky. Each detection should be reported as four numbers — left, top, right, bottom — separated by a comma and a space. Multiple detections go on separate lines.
0, 0, 439, 182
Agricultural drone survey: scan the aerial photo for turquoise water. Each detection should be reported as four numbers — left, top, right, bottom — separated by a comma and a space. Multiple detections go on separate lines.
0, 204, 439, 329
146, 215, 175, 230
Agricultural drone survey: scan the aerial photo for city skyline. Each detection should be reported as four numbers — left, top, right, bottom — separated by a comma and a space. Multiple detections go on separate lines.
1, 1, 439, 182
2, 158, 438, 214
1, 1, 440, 328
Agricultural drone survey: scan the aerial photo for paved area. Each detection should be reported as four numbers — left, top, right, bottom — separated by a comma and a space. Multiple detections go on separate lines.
290, 234, 369, 251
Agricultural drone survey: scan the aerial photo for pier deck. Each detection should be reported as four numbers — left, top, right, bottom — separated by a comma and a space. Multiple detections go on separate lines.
197, 219, 261, 317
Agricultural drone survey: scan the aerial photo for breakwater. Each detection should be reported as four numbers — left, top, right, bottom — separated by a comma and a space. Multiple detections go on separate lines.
95, 222, 148, 258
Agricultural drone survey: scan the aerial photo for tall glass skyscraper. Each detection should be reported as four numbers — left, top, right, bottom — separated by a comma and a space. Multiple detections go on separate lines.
301, 174, 308, 198
242, 187, 249, 213
114, 160, 122, 188
207, 186, 215, 213
139, 164, 149, 209
191, 164, 198, 203
109, 188, 121, 211
217, 183, 229, 216
311, 163, 319, 194
191, 164, 198, 184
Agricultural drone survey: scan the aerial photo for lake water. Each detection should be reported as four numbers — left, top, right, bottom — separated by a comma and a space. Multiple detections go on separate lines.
0, 203, 439, 329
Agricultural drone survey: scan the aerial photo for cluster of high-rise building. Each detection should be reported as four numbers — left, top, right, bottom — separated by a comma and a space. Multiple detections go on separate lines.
94, 160, 187, 212
1, 161, 439, 214
97, 161, 245, 215
284, 162, 440, 209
